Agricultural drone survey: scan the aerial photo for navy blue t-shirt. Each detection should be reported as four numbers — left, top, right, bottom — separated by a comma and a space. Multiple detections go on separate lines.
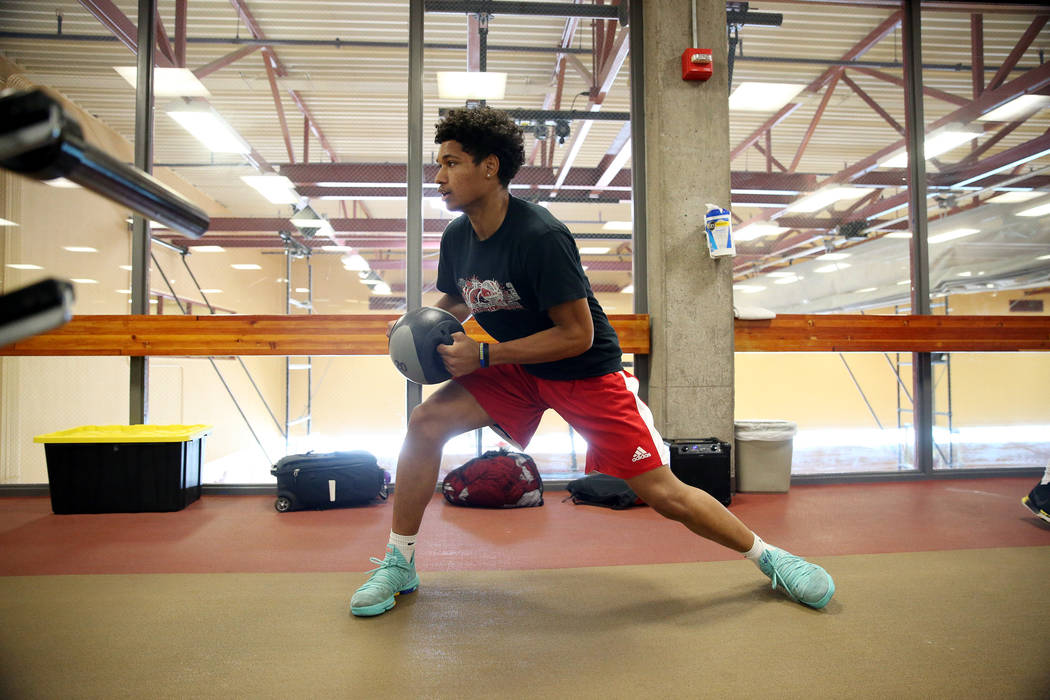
436, 196, 623, 380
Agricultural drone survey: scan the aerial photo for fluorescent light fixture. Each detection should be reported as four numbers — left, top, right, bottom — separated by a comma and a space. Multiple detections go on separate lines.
167, 102, 250, 154
821, 253, 851, 260
885, 232, 913, 239
986, 191, 1043, 204
881, 129, 981, 168
119, 265, 133, 271
372, 282, 392, 295
732, 284, 766, 294
191, 246, 226, 253
978, 94, 1050, 122
1036, 254, 1050, 261
0, 218, 18, 226
729, 82, 805, 112
579, 247, 610, 255
437, 71, 507, 100
787, 187, 874, 213
857, 287, 878, 293
927, 228, 979, 244
815, 263, 851, 273
620, 284, 634, 294
898, 280, 911, 285
734, 224, 787, 241
295, 287, 310, 294
342, 254, 370, 272
63, 246, 98, 253
116, 289, 131, 294
242, 175, 299, 204
290, 205, 334, 238
322, 245, 354, 252
231, 263, 262, 270
114, 67, 211, 97
601, 221, 633, 231
71, 278, 98, 284
1016, 201, 1050, 217
6, 264, 43, 270
773, 275, 802, 285
44, 177, 80, 188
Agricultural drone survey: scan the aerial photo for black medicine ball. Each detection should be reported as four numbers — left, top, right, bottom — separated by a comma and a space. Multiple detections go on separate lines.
388, 306, 465, 384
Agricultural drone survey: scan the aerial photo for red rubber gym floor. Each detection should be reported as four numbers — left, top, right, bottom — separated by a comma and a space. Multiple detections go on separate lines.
1, 477, 1047, 576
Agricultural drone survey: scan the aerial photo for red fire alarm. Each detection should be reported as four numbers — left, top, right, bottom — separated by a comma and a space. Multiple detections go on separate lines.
681, 48, 713, 82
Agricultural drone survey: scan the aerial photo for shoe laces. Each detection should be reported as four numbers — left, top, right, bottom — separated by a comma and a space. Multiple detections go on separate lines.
359, 547, 409, 592
765, 552, 815, 602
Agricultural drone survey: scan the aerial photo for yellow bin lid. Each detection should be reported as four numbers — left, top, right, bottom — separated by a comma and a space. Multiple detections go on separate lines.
34, 424, 212, 444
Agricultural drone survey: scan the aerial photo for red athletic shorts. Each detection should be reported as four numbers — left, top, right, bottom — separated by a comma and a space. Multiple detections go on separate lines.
454, 364, 670, 479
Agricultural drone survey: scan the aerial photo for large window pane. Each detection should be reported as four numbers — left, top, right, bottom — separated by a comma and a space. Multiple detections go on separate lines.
423, 2, 634, 479
919, 6, 1050, 471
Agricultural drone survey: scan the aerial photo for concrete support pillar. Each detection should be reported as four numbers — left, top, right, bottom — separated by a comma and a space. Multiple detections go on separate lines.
642, 0, 734, 448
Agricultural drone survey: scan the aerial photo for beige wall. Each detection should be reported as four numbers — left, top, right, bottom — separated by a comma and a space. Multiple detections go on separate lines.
735, 290, 1050, 430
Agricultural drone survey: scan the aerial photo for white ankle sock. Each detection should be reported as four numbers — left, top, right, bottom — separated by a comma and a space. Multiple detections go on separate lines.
388, 531, 416, 563
1041, 463, 1050, 486
743, 534, 771, 565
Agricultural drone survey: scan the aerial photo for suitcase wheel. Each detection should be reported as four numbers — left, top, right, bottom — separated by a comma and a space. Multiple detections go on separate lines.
274, 493, 297, 512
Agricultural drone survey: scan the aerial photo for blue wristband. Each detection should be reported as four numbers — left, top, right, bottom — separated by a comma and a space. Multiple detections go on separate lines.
480, 342, 490, 368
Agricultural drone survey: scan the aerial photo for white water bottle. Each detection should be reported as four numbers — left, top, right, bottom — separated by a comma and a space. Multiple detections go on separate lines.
704, 204, 735, 258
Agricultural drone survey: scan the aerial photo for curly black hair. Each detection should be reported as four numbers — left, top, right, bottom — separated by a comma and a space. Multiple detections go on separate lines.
434, 107, 525, 187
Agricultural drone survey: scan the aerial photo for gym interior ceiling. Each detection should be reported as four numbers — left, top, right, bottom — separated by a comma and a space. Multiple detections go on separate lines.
0, 1, 1048, 313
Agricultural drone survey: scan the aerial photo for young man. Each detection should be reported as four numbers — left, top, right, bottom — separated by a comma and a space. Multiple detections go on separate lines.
350, 107, 835, 617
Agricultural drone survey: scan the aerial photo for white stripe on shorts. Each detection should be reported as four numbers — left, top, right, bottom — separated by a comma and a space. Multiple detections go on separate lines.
618, 371, 671, 465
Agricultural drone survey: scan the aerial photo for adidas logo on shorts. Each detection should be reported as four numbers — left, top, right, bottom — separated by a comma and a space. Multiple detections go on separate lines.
631, 446, 652, 462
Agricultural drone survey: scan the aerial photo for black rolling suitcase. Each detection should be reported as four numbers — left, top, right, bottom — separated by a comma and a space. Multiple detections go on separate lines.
271, 450, 389, 512
665, 438, 732, 506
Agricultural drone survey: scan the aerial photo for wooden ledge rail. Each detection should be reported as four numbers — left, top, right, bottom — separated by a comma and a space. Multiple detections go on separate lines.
2, 313, 1047, 357
0, 314, 652, 357
734, 314, 1050, 352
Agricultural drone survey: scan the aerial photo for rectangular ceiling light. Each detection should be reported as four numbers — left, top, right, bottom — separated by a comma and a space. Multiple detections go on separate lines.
242, 175, 299, 204
986, 190, 1043, 204
115, 67, 211, 97
928, 228, 979, 244
815, 263, 851, 273
729, 82, 805, 112
601, 221, 633, 231
1016, 201, 1050, 217
191, 246, 226, 253
786, 187, 874, 213
6, 264, 43, 270
579, 247, 610, 255
881, 129, 981, 168
734, 223, 787, 241
437, 72, 507, 100
231, 264, 262, 270
167, 103, 251, 154
0, 218, 17, 226
978, 94, 1050, 122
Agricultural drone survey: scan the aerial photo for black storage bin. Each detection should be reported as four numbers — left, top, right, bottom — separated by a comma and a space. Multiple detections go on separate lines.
665, 438, 732, 506
35, 425, 210, 514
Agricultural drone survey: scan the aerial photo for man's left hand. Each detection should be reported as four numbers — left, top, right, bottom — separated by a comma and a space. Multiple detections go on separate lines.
436, 332, 481, 377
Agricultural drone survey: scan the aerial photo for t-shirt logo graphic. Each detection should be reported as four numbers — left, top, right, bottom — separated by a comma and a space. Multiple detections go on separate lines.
459, 276, 524, 314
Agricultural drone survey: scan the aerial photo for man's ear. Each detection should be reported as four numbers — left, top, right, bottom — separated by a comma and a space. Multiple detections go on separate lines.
485, 155, 500, 179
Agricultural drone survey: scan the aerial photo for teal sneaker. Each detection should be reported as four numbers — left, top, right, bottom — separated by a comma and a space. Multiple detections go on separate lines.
757, 548, 835, 609
350, 545, 420, 617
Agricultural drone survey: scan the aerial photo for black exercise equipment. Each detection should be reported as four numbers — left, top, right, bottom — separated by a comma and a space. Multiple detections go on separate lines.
388, 306, 465, 384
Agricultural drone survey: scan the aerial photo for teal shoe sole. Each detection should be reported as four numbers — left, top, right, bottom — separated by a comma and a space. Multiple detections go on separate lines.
350, 578, 420, 617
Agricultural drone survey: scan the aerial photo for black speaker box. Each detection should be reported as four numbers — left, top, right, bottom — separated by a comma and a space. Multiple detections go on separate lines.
666, 438, 731, 506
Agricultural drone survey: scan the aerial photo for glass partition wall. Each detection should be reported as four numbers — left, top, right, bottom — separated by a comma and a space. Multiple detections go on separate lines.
1, 1, 1045, 486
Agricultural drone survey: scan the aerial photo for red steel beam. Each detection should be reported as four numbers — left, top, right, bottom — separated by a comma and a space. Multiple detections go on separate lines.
790, 68, 843, 172
971, 13, 984, 98
986, 14, 1048, 92
174, 0, 188, 67
848, 66, 970, 107
193, 45, 261, 79
467, 15, 481, 71
262, 49, 295, 163
528, 15, 579, 166
154, 9, 175, 65
731, 10, 902, 162
841, 72, 904, 134
77, 0, 175, 68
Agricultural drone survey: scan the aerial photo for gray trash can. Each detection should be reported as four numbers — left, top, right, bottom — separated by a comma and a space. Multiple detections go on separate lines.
734, 420, 797, 493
